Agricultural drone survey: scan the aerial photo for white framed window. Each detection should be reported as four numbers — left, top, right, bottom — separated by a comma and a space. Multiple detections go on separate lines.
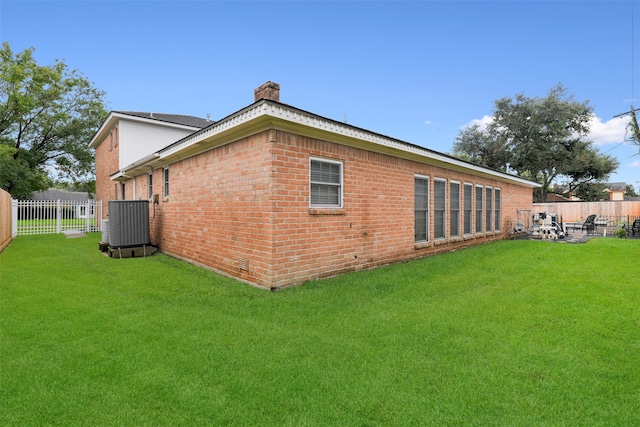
163, 167, 169, 198
414, 175, 429, 243
148, 172, 153, 199
121, 182, 126, 200
494, 188, 501, 231
450, 181, 460, 238
434, 178, 446, 239
485, 186, 493, 231
475, 185, 483, 234
463, 183, 473, 235
310, 158, 343, 208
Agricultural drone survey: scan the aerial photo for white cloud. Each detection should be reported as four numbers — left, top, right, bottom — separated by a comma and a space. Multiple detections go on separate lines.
587, 115, 628, 146
462, 115, 493, 131
628, 160, 640, 168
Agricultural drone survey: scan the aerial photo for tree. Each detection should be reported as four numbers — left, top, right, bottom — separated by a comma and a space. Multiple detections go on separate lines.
627, 108, 640, 155
453, 84, 619, 202
0, 42, 108, 199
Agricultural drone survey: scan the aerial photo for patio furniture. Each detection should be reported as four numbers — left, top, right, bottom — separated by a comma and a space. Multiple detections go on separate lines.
581, 214, 597, 234
632, 219, 640, 237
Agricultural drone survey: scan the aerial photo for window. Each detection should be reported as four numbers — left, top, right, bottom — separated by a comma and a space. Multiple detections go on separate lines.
121, 182, 126, 200
485, 187, 493, 231
475, 186, 483, 233
414, 176, 429, 242
494, 188, 501, 231
434, 179, 446, 239
450, 181, 460, 237
463, 183, 473, 235
310, 158, 342, 208
148, 172, 153, 199
163, 167, 169, 198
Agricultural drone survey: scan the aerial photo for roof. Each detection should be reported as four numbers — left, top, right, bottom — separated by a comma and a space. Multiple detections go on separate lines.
89, 111, 212, 149
116, 111, 213, 129
604, 182, 627, 191
33, 188, 90, 201
113, 99, 541, 189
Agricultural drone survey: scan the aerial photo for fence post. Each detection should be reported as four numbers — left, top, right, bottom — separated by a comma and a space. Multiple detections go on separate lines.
56, 200, 61, 234
85, 201, 90, 232
11, 199, 17, 238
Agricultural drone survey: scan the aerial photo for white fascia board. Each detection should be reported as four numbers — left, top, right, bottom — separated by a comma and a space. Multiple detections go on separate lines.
89, 112, 120, 149
122, 100, 541, 188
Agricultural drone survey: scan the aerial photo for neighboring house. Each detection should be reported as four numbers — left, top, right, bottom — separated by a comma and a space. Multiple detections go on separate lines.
603, 182, 627, 201
90, 81, 540, 289
32, 188, 90, 201
545, 192, 572, 203
33, 188, 93, 218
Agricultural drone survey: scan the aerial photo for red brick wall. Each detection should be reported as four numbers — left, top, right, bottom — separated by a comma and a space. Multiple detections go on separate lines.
94, 126, 120, 219
148, 132, 276, 285
136, 128, 533, 289
268, 131, 533, 287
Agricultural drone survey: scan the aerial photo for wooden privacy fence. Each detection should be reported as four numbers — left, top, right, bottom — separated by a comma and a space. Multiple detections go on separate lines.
533, 200, 640, 222
14, 200, 102, 236
0, 189, 12, 252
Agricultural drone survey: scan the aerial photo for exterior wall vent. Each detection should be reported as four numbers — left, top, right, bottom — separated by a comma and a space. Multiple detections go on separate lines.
108, 200, 150, 248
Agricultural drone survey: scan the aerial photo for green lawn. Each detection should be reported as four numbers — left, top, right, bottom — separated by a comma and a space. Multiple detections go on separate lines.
1, 234, 639, 426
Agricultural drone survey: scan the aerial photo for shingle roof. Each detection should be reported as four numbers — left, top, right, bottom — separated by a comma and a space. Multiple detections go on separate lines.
33, 189, 90, 201
605, 182, 627, 191
116, 111, 213, 129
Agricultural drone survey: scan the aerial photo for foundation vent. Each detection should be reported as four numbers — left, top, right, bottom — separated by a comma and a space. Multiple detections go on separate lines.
239, 257, 249, 271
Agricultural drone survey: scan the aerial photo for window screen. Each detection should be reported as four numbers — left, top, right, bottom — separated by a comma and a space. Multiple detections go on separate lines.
163, 168, 169, 198
463, 183, 472, 235
450, 182, 460, 237
310, 159, 342, 207
494, 188, 501, 231
434, 179, 446, 239
485, 187, 493, 231
475, 186, 483, 233
414, 177, 429, 242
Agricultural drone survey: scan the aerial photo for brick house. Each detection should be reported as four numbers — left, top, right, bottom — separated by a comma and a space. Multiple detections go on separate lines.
90, 82, 539, 289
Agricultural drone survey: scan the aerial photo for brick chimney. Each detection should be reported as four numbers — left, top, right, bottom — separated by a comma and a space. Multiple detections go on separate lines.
254, 81, 280, 102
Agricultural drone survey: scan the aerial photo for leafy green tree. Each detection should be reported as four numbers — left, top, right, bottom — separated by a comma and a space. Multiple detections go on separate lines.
627, 107, 639, 149
0, 42, 108, 199
573, 182, 607, 202
453, 84, 619, 202
625, 184, 639, 199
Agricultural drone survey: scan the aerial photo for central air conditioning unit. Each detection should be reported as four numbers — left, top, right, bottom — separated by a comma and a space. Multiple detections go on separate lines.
101, 219, 110, 244
108, 200, 150, 248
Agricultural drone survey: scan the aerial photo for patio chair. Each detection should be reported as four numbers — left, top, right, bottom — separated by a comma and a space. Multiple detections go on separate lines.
632, 219, 640, 237
581, 214, 597, 235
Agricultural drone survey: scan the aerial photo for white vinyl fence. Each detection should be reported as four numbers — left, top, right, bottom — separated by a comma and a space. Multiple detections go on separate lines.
13, 200, 102, 236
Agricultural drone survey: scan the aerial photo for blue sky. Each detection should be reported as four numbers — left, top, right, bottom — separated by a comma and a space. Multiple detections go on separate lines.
2, 0, 639, 191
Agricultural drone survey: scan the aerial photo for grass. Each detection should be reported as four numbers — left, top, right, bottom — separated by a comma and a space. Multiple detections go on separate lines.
1, 234, 639, 426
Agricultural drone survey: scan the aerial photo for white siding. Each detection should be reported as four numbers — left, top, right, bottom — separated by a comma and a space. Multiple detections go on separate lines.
119, 120, 196, 169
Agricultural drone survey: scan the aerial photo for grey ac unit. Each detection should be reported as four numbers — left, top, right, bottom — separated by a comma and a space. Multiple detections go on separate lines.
101, 219, 110, 243
108, 200, 150, 248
